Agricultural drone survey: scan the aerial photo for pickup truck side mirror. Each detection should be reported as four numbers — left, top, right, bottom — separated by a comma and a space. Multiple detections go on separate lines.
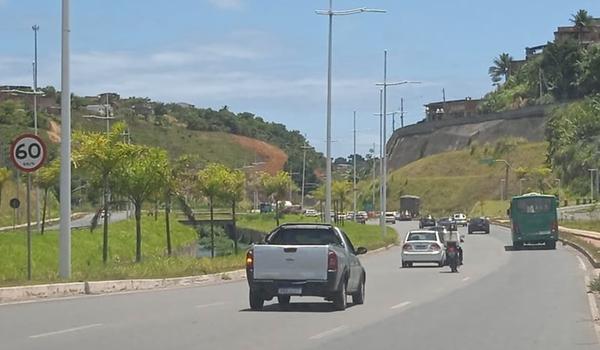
355, 247, 368, 255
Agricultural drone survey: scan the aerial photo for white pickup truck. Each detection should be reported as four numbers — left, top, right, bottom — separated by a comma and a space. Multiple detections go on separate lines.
246, 223, 368, 311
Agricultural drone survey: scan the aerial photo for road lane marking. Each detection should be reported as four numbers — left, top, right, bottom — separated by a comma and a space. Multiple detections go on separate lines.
29, 323, 103, 339
462, 277, 471, 282
577, 256, 587, 271
390, 301, 412, 310
195, 302, 226, 309
309, 326, 347, 340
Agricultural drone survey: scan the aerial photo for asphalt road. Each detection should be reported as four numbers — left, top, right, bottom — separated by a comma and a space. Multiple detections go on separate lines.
0, 221, 598, 350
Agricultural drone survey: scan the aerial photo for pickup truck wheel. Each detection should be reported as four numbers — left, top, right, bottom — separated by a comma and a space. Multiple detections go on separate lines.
352, 277, 365, 305
278, 295, 291, 306
333, 281, 347, 311
249, 291, 264, 311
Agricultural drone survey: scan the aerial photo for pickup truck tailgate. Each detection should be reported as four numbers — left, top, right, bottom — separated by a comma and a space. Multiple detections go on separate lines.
253, 245, 329, 281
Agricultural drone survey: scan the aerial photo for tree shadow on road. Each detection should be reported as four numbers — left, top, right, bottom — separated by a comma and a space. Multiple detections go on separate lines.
240, 302, 356, 313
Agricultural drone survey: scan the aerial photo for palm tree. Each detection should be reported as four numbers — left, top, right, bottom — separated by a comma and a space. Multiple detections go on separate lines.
488, 53, 513, 83
570, 9, 593, 43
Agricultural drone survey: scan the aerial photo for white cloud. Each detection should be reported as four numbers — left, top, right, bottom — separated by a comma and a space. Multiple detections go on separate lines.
207, 0, 243, 10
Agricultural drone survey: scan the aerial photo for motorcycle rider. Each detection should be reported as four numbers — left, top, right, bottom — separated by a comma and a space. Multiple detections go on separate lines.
444, 224, 463, 264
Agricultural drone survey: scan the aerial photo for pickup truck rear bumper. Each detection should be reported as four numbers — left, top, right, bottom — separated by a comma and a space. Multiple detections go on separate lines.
247, 271, 340, 299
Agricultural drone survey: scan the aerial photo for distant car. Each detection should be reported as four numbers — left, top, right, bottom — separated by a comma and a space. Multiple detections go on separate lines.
453, 213, 467, 227
356, 211, 368, 224
385, 212, 396, 224
346, 212, 355, 220
419, 215, 436, 228
401, 230, 446, 267
468, 217, 490, 234
100, 209, 111, 218
304, 209, 318, 217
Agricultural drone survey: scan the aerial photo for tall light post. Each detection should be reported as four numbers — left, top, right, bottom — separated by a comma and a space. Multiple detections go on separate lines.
589, 169, 597, 201
519, 178, 525, 195
500, 179, 505, 201
353, 111, 357, 221
32, 24, 40, 232
59, 0, 71, 279
316, 2, 385, 224
300, 144, 312, 210
375, 50, 420, 236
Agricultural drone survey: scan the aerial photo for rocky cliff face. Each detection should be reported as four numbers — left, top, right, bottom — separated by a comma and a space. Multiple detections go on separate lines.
386, 105, 550, 171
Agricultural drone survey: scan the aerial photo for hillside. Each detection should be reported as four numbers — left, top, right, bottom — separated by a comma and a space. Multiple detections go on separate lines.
359, 141, 549, 216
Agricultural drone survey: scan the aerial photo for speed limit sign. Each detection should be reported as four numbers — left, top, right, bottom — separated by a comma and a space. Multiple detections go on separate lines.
10, 134, 47, 173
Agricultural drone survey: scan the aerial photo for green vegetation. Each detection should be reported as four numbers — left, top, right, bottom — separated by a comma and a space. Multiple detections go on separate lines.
0, 215, 200, 285
560, 220, 600, 232
469, 200, 509, 219
361, 141, 551, 216
546, 96, 600, 195
481, 10, 600, 113
238, 214, 398, 251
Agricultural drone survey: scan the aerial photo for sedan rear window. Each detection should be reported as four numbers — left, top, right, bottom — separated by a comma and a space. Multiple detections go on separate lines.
268, 229, 342, 246
407, 232, 437, 241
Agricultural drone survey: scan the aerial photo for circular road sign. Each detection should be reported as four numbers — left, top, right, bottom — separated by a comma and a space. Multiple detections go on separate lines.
10, 134, 47, 173
9, 198, 20, 209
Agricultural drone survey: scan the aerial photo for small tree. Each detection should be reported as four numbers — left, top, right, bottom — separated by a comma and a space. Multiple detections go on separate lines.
261, 171, 291, 226
197, 163, 229, 258
0, 167, 11, 211
73, 123, 130, 263
34, 160, 59, 235
332, 180, 352, 224
223, 168, 246, 255
113, 145, 169, 262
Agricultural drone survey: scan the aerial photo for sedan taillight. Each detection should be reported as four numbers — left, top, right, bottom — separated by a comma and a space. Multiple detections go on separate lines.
403, 243, 413, 251
429, 243, 441, 251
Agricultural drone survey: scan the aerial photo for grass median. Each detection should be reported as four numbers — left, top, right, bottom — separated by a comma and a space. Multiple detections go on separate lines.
0, 213, 397, 287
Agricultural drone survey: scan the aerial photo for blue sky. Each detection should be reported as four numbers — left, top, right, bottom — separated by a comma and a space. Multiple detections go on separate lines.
1, 0, 599, 157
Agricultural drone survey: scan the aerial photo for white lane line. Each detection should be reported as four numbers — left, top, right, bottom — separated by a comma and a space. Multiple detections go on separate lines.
390, 301, 412, 310
309, 325, 347, 340
462, 277, 471, 282
577, 256, 587, 271
195, 302, 226, 309
29, 323, 103, 339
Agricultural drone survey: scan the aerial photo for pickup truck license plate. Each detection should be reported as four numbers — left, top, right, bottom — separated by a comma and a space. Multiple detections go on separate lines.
278, 287, 302, 295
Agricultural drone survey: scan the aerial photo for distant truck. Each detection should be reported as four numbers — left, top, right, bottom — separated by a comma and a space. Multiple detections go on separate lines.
399, 195, 421, 220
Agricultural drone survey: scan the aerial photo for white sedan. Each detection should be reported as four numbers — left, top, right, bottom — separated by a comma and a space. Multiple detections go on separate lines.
401, 230, 446, 268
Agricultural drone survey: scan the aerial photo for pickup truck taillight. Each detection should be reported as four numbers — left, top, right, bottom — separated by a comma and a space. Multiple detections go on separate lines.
327, 250, 338, 272
246, 250, 254, 270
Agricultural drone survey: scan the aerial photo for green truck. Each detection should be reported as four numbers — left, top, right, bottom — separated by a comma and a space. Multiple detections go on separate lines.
508, 193, 558, 250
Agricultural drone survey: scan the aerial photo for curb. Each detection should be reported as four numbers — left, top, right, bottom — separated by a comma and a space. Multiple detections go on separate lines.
559, 237, 600, 269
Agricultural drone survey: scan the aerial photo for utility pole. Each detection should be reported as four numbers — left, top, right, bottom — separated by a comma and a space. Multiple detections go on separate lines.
371, 143, 376, 213
353, 111, 357, 221
400, 98, 405, 128
59, 0, 71, 279
32, 24, 41, 233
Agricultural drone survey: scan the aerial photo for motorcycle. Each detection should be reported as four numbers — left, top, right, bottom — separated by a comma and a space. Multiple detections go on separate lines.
446, 242, 459, 273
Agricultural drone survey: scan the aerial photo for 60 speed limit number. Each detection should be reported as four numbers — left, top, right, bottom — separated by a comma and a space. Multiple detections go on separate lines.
10, 134, 47, 172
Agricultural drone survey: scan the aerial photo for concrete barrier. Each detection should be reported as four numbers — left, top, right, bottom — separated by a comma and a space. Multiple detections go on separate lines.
0, 282, 86, 303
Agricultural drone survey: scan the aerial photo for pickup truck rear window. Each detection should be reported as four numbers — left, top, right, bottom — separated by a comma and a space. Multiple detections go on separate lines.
268, 229, 342, 246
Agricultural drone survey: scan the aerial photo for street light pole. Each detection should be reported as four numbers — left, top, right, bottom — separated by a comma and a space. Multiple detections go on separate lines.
316, 1, 385, 224
589, 169, 597, 201
375, 50, 421, 237
300, 144, 311, 210
519, 178, 525, 195
59, 0, 71, 279
353, 111, 357, 221
500, 179, 505, 201
32, 24, 41, 233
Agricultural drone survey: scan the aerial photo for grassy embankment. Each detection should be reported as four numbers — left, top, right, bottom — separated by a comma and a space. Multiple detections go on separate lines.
363, 142, 549, 216
0, 213, 397, 287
